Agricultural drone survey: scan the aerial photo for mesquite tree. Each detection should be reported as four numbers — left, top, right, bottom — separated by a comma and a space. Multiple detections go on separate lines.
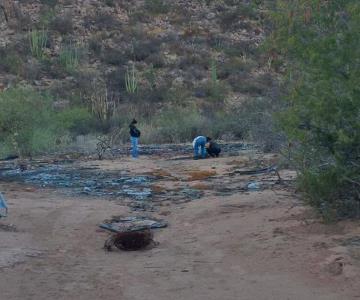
267, 0, 360, 218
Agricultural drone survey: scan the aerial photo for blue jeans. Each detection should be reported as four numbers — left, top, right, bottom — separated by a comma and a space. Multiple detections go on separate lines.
194, 136, 206, 159
131, 137, 139, 158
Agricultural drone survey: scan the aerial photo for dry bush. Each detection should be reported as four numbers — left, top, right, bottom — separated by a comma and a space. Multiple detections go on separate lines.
50, 13, 73, 34
128, 10, 151, 24
0, 51, 24, 76
101, 47, 126, 66
145, 52, 165, 68
219, 3, 257, 30
128, 39, 161, 62
84, 11, 121, 30
23, 59, 42, 80
238, 95, 285, 152
231, 77, 266, 95
146, 169, 172, 178
88, 34, 103, 56
178, 52, 209, 71
8, 4, 32, 31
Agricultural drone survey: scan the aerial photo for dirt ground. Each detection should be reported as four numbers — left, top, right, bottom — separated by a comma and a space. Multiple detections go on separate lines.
0, 152, 360, 300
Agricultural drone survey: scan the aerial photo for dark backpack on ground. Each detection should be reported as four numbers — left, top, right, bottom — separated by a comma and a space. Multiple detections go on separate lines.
207, 141, 221, 157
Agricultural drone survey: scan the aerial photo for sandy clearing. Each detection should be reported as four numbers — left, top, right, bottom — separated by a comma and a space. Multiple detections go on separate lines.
0, 155, 359, 300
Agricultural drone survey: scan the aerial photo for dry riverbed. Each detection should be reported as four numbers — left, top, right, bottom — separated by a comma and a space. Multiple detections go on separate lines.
0, 148, 359, 300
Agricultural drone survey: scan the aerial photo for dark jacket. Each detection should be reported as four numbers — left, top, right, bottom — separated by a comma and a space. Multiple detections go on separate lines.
129, 124, 141, 138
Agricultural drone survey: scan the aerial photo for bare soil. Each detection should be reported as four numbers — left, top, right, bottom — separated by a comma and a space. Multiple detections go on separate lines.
0, 153, 360, 300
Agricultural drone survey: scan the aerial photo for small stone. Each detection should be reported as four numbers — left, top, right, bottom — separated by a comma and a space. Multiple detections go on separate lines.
207, 13, 216, 20
83, 187, 92, 193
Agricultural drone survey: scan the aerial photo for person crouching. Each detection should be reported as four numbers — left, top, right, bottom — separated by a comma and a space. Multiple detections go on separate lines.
192, 136, 211, 160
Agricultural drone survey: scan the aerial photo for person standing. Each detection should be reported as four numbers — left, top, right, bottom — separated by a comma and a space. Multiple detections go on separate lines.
129, 119, 141, 158
192, 136, 210, 159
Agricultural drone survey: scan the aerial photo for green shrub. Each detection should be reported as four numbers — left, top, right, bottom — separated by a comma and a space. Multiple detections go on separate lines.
237, 96, 285, 151
38, 8, 56, 28
56, 107, 95, 135
269, 0, 360, 219
153, 106, 206, 143
0, 87, 58, 157
144, 0, 171, 14
40, 0, 58, 7
105, 0, 116, 7
0, 52, 24, 76
200, 80, 230, 103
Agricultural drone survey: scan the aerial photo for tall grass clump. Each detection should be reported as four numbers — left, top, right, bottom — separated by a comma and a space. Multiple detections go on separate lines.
29, 29, 48, 59
59, 43, 79, 73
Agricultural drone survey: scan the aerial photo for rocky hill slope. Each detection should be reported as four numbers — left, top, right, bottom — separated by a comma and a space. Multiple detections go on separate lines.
0, 0, 278, 145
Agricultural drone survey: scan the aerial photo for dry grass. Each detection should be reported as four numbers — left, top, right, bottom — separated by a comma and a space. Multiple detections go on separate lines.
226, 158, 250, 166
147, 169, 172, 177
187, 170, 217, 181
191, 183, 211, 190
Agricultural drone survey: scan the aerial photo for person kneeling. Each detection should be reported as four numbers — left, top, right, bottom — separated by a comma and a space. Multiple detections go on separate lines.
193, 136, 211, 159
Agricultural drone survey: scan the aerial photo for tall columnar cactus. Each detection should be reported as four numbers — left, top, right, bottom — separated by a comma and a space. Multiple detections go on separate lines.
210, 59, 218, 85
125, 64, 138, 94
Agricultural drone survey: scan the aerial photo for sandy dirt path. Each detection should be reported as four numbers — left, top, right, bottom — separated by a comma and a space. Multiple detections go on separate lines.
0, 155, 359, 300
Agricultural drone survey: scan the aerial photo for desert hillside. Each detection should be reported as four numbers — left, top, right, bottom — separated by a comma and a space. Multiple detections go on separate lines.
0, 0, 279, 151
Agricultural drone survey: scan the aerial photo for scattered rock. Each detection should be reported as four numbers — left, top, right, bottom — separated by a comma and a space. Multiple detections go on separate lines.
324, 256, 344, 276
0, 223, 17, 232
247, 181, 260, 191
